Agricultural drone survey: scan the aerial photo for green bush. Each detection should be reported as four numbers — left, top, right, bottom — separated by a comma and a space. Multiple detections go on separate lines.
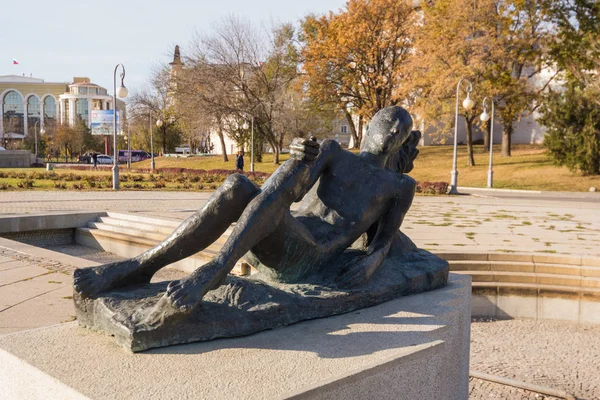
17, 179, 35, 189
539, 85, 600, 175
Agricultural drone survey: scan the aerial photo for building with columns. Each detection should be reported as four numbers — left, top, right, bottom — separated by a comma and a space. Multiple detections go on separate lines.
0, 75, 124, 148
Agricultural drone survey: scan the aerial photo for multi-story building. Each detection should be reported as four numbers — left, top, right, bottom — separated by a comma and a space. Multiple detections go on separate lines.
0, 75, 124, 148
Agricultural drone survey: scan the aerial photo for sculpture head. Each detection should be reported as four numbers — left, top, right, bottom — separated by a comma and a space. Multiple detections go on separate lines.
360, 106, 413, 157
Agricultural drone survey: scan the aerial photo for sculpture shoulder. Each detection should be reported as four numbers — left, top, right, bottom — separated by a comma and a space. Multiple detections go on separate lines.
391, 173, 417, 198
319, 138, 343, 156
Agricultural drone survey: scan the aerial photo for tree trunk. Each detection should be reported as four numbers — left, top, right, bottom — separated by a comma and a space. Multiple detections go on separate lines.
277, 131, 284, 153
357, 115, 364, 147
483, 120, 490, 152
217, 125, 228, 162
255, 136, 263, 163
343, 109, 359, 149
272, 140, 280, 164
162, 126, 167, 156
465, 117, 475, 167
501, 123, 512, 157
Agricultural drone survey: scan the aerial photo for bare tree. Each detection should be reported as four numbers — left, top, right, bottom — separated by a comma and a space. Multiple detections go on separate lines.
174, 16, 299, 164
128, 66, 182, 155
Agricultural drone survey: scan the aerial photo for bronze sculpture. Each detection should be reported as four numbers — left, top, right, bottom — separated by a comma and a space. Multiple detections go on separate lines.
73, 106, 448, 351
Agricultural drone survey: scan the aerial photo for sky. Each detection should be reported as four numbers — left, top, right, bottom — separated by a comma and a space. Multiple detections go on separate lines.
1, 0, 346, 93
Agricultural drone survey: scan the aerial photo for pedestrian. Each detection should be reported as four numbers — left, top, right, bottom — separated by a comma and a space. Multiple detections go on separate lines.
92, 152, 98, 169
235, 151, 244, 171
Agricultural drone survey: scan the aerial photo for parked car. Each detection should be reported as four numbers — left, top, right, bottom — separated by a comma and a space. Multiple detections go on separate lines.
118, 150, 151, 163
96, 154, 114, 164
0, 146, 5, 151
79, 153, 92, 163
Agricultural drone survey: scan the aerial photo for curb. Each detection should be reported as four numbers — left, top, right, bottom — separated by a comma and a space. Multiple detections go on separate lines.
457, 186, 543, 194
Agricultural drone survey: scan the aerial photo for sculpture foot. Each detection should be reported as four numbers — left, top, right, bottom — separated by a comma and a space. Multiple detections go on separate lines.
165, 262, 223, 313
73, 259, 150, 298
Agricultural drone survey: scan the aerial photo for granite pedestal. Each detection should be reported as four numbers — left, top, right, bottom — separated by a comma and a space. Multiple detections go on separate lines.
0, 274, 471, 400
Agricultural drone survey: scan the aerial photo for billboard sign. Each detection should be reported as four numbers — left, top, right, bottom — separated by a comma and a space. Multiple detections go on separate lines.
91, 110, 122, 135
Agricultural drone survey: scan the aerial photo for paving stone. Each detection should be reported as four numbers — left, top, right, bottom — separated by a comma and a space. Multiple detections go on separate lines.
0, 272, 70, 309
469, 318, 600, 400
0, 265, 51, 287
0, 259, 29, 272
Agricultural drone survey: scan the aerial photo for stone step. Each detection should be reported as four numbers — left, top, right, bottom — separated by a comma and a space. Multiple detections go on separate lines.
472, 281, 600, 298
88, 222, 169, 242
74, 228, 248, 275
95, 217, 177, 235
437, 252, 597, 266
79, 227, 223, 257
447, 259, 600, 276
90, 215, 231, 247
105, 212, 181, 228
457, 270, 600, 288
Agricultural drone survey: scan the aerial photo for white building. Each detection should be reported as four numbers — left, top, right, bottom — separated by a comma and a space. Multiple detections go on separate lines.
0, 75, 124, 148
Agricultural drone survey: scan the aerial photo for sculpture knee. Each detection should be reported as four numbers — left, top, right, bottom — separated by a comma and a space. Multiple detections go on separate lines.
222, 173, 259, 200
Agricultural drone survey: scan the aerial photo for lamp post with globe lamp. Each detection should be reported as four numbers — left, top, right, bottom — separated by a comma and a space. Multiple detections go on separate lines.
112, 64, 128, 190
155, 117, 163, 168
449, 78, 475, 194
148, 111, 157, 171
480, 97, 495, 188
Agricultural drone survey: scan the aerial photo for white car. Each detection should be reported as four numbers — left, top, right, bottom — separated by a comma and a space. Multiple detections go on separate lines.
0, 146, 5, 151
96, 154, 114, 164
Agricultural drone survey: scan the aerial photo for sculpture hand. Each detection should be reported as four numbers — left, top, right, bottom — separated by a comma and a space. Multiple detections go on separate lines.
290, 137, 319, 163
336, 253, 382, 289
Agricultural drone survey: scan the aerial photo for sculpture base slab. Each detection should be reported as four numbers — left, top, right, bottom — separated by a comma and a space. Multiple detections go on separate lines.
74, 249, 449, 352
0, 274, 471, 400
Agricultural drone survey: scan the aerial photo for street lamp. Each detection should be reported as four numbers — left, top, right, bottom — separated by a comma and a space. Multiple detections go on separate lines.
32, 120, 45, 166
148, 111, 156, 170
242, 116, 255, 172
449, 78, 475, 194
125, 133, 131, 169
480, 97, 495, 188
156, 117, 163, 165
39, 126, 45, 166
112, 64, 128, 190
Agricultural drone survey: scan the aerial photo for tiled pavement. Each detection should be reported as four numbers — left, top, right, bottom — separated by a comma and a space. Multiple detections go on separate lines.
1, 190, 599, 256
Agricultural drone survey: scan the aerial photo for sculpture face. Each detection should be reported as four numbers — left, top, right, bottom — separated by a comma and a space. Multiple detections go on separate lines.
360, 106, 413, 156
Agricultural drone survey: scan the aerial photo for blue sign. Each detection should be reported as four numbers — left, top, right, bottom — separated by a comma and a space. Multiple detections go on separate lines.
91, 110, 121, 135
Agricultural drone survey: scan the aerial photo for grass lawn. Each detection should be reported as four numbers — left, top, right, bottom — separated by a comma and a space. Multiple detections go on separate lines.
410, 144, 599, 192
0, 144, 598, 192
133, 153, 291, 173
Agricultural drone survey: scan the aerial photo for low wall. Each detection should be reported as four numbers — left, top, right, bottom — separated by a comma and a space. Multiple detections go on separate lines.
438, 252, 600, 324
0, 212, 107, 234
0, 150, 34, 167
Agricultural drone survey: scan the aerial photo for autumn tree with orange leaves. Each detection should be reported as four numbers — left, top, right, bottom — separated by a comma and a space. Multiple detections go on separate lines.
300, 0, 417, 148
410, 0, 556, 159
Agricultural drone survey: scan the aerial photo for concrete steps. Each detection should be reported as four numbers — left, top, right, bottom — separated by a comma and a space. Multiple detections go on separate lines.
436, 252, 600, 324
75, 212, 240, 275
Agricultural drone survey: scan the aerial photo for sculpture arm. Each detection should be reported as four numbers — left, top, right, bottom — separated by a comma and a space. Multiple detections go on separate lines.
339, 176, 416, 288
289, 138, 340, 202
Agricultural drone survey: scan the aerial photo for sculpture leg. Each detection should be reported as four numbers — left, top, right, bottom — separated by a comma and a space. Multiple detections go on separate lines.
73, 174, 259, 297
165, 160, 314, 312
